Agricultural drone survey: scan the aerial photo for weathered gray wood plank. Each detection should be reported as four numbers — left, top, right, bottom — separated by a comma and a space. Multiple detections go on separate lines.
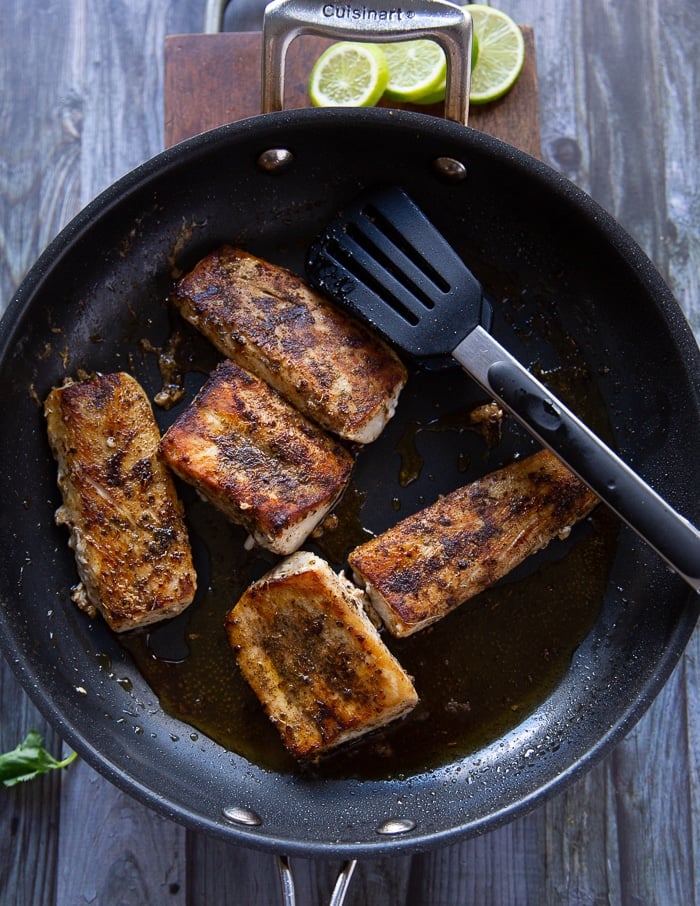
609, 670, 695, 905
185, 837, 414, 904
56, 758, 187, 905
1, 2, 82, 902
653, 1, 700, 335
0, 688, 61, 905
0, 2, 82, 302
684, 631, 700, 905
544, 765, 619, 906
403, 812, 546, 905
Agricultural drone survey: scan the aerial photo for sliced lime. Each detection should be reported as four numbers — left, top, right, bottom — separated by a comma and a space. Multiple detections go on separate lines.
308, 42, 389, 108
410, 30, 479, 107
381, 40, 447, 104
463, 4, 525, 104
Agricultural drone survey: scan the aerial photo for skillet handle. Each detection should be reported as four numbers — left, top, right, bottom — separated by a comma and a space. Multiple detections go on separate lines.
277, 856, 357, 906
261, 0, 473, 124
454, 326, 700, 592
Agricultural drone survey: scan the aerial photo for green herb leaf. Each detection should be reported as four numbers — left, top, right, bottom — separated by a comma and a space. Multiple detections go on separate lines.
0, 730, 77, 787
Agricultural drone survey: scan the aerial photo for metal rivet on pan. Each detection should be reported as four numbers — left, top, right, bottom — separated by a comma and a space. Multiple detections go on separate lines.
257, 148, 294, 172
377, 817, 416, 835
222, 805, 263, 827
433, 157, 468, 181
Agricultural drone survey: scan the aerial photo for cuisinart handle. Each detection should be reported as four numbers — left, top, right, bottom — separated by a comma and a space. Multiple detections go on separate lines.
454, 326, 700, 592
260, 0, 473, 123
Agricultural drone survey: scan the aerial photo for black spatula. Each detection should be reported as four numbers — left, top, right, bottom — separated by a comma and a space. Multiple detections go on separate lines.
306, 186, 700, 592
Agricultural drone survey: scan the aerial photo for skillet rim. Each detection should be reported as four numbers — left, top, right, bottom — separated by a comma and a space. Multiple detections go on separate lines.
1, 107, 699, 857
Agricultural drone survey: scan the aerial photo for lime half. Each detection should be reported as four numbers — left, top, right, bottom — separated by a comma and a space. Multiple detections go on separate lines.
381, 40, 447, 103
464, 4, 525, 104
308, 42, 389, 108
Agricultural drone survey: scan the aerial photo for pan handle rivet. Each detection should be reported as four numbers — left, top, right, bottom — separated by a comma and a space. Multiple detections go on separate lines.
222, 805, 263, 827
257, 148, 294, 172
433, 157, 468, 181
377, 817, 416, 836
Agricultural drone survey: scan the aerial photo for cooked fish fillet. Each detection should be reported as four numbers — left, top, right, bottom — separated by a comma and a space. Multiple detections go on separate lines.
44, 372, 197, 632
158, 360, 354, 555
349, 449, 600, 637
225, 551, 418, 760
171, 245, 408, 443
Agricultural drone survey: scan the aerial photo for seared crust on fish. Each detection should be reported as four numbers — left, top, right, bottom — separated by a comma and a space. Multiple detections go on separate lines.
225, 551, 418, 760
349, 450, 600, 637
158, 360, 354, 555
171, 245, 407, 443
44, 372, 197, 632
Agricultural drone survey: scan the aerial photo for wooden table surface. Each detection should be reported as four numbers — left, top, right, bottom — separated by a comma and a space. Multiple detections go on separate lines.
2, 1, 699, 904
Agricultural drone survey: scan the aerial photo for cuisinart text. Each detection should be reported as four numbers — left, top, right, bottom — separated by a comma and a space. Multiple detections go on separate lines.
321, 4, 415, 21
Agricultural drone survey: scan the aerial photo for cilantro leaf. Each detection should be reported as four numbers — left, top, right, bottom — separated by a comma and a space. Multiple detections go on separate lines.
0, 730, 78, 787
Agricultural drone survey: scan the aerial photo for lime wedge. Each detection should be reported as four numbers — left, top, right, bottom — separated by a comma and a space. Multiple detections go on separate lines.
308, 42, 389, 108
463, 4, 525, 104
381, 40, 447, 104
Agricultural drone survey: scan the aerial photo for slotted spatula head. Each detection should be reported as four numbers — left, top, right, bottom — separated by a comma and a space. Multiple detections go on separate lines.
306, 186, 492, 367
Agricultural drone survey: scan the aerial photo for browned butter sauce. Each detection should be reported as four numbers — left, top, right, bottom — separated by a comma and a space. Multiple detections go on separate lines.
120, 292, 619, 780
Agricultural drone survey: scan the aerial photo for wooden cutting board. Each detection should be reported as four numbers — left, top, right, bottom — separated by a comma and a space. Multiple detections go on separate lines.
164, 29, 540, 158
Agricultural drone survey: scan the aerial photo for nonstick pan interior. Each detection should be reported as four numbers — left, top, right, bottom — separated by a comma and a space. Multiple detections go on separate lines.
0, 109, 698, 857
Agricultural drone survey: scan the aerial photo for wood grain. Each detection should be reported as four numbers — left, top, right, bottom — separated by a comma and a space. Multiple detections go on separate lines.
55, 760, 187, 904
164, 29, 540, 157
1, 1, 699, 905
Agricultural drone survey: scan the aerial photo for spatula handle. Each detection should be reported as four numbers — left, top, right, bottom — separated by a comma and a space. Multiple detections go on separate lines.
454, 326, 700, 592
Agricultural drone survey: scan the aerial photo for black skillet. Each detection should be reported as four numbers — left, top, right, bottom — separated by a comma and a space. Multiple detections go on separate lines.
1, 0, 699, 877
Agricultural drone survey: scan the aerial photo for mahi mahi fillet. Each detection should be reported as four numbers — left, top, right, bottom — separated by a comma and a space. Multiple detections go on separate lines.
158, 360, 354, 555
171, 245, 408, 443
44, 372, 197, 632
225, 551, 418, 760
349, 449, 600, 637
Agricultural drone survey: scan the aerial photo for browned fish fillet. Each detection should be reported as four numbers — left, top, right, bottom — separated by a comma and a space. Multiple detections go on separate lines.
225, 551, 418, 760
44, 372, 197, 632
349, 449, 600, 637
171, 245, 408, 443
158, 360, 354, 555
